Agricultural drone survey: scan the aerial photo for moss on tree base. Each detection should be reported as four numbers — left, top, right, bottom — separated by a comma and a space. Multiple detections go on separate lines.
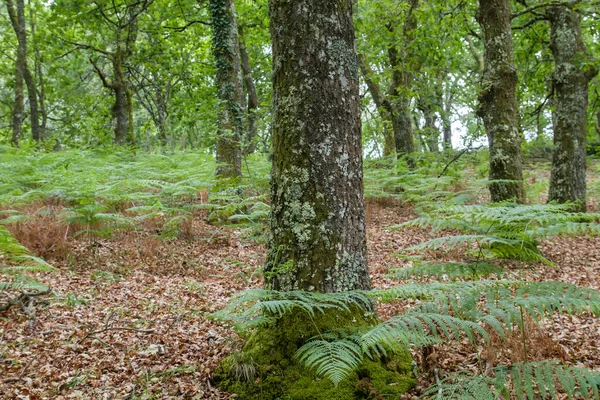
213, 307, 415, 399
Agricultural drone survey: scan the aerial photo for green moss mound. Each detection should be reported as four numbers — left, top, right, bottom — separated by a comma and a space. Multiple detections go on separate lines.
214, 307, 415, 399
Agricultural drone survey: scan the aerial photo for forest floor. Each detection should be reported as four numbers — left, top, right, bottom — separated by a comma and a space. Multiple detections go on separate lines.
1, 199, 599, 400
1, 156, 600, 399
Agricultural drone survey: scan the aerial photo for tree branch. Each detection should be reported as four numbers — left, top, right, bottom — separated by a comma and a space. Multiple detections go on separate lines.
89, 57, 114, 89
511, 1, 579, 19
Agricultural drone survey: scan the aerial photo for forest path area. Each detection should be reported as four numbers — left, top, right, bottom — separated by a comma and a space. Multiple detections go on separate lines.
1, 200, 599, 399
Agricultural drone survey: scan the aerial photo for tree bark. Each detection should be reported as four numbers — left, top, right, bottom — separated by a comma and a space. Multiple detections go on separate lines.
476, 0, 525, 203
418, 100, 439, 153
10, 62, 24, 146
210, 0, 244, 180
5, 0, 42, 142
436, 71, 453, 150
596, 109, 600, 140
29, 5, 46, 135
238, 25, 259, 155
112, 52, 130, 145
547, 6, 598, 210
265, 0, 370, 293
358, 53, 396, 157
386, 0, 418, 158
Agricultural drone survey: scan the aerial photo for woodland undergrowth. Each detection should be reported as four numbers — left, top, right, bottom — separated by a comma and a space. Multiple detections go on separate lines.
1, 147, 600, 399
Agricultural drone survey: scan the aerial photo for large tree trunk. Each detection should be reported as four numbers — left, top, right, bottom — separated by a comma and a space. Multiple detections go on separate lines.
547, 6, 598, 210
476, 0, 525, 203
210, 0, 244, 180
5, 0, 42, 142
238, 25, 259, 155
265, 0, 370, 293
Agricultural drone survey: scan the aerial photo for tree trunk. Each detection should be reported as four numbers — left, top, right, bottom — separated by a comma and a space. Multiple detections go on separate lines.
5, 0, 41, 142
358, 53, 396, 157
265, 0, 370, 293
547, 6, 598, 210
10, 64, 24, 146
30, 4, 47, 135
476, 0, 525, 203
112, 53, 130, 145
441, 100, 452, 150
156, 85, 170, 146
596, 109, 600, 140
238, 25, 259, 155
210, 0, 244, 180
437, 71, 452, 150
418, 100, 439, 153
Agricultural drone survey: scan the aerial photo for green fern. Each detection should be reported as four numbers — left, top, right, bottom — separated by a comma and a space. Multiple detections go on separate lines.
211, 289, 373, 332
0, 226, 56, 294
389, 260, 505, 281
425, 361, 600, 399
394, 202, 600, 264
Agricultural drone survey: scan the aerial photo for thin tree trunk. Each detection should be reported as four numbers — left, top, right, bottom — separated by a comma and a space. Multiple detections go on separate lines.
112, 52, 130, 145
418, 100, 439, 153
476, 0, 525, 203
547, 5, 598, 210
5, 0, 41, 142
437, 71, 452, 150
387, 0, 418, 158
238, 25, 259, 155
358, 53, 396, 157
155, 85, 170, 146
265, 0, 370, 293
596, 109, 600, 140
10, 65, 24, 146
29, 4, 46, 134
210, 0, 244, 180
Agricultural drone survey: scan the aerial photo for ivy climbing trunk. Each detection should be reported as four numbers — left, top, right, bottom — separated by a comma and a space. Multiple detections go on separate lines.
210, 0, 244, 180
265, 0, 370, 293
547, 5, 598, 210
476, 0, 525, 203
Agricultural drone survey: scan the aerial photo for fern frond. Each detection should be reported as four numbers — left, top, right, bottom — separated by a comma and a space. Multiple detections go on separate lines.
295, 338, 363, 386
389, 261, 505, 281
425, 361, 600, 400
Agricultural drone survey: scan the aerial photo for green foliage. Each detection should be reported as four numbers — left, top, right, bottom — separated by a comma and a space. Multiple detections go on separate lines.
0, 225, 56, 294
0, 149, 271, 241
363, 155, 483, 206
212, 289, 374, 333
425, 361, 600, 400
395, 202, 600, 264
388, 260, 505, 281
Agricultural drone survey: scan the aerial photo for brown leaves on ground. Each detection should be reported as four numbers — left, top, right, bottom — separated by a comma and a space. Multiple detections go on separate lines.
1, 200, 599, 399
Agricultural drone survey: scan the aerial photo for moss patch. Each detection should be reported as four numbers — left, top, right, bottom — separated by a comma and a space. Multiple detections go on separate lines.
214, 307, 415, 399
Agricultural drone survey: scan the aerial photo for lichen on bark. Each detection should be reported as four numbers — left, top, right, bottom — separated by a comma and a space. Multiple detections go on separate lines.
210, 0, 245, 181
476, 0, 525, 203
547, 5, 598, 210
265, 0, 370, 293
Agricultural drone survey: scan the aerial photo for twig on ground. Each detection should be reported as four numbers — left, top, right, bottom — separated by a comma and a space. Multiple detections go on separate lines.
78, 326, 155, 344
